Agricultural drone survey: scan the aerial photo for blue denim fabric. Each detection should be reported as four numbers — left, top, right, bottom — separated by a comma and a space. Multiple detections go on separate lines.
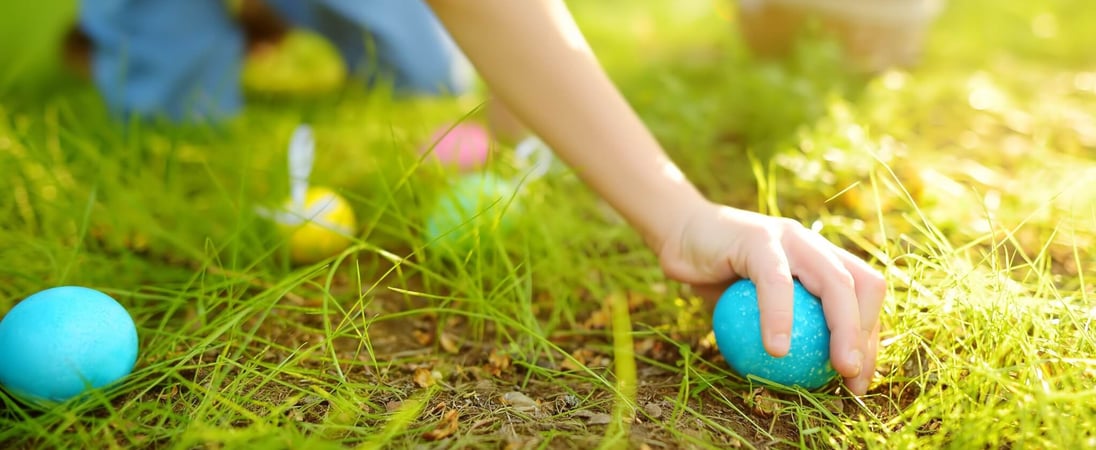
79, 0, 471, 122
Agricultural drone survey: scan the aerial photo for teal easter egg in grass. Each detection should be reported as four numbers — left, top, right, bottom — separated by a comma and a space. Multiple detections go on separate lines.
712, 279, 837, 390
424, 172, 522, 255
0, 286, 139, 407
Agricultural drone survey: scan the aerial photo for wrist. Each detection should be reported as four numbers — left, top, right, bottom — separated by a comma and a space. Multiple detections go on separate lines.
630, 172, 712, 255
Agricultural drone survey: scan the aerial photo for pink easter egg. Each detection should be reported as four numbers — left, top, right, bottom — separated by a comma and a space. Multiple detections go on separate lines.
421, 123, 490, 171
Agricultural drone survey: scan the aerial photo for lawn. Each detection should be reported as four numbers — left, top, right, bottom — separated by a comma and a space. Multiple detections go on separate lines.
1, 0, 1095, 448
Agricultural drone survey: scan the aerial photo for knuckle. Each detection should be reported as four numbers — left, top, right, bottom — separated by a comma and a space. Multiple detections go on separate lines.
832, 269, 857, 292
776, 217, 804, 232
756, 270, 793, 290
861, 269, 888, 298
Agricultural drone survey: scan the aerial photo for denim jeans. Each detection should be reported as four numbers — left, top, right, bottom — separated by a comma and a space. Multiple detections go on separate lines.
80, 0, 473, 122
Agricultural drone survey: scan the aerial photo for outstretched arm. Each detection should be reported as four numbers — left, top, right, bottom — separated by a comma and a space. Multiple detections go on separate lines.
426, 0, 707, 251
425, 0, 886, 396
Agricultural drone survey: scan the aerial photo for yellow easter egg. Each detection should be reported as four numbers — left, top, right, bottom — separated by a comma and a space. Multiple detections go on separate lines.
241, 30, 347, 96
278, 187, 357, 264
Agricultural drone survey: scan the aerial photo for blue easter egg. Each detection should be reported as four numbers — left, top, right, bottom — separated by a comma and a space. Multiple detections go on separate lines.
425, 172, 520, 253
712, 279, 837, 390
0, 286, 139, 406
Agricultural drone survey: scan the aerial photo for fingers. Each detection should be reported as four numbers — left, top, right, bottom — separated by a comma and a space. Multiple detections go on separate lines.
845, 323, 880, 395
777, 221, 887, 385
829, 245, 887, 395
785, 230, 864, 379
831, 245, 888, 334
746, 237, 796, 358
707, 210, 886, 393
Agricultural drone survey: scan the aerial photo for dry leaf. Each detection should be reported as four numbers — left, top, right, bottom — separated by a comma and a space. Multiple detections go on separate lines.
751, 387, 781, 417
422, 409, 459, 441
473, 379, 495, 395
500, 391, 540, 412
427, 402, 448, 415
486, 349, 512, 376
439, 333, 461, 354
648, 341, 672, 362
921, 419, 942, 433
561, 348, 595, 371
413, 367, 436, 388
586, 413, 613, 425
412, 329, 433, 346
825, 397, 845, 415
470, 418, 494, 430
582, 306, 611, 329
643, 402, 663, 419
627, 291, 652, 311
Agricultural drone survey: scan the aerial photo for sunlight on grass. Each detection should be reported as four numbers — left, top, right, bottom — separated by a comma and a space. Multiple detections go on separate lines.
603, 292, 639, 449
2, 0, 1095, 448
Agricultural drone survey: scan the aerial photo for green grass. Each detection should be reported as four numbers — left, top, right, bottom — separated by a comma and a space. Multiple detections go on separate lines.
2, 0, 1095, 448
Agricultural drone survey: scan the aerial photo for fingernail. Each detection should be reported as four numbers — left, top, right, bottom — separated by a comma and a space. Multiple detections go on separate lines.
848, 350, 864, 376
848, 378, 868, 396
771, 333, 790, 354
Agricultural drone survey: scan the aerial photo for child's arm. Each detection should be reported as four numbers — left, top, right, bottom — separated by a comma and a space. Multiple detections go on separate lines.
428, 0, 707, 250
426, 0, 885, 395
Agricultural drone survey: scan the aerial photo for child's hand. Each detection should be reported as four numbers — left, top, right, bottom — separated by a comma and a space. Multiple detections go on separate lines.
658, 202, 886, 395
426, 0, 884, 395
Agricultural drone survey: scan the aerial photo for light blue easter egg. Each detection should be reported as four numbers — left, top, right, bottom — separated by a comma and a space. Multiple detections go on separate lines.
424, 172, 520, 254
712, 279, 837, 390
0, 286, 139, 406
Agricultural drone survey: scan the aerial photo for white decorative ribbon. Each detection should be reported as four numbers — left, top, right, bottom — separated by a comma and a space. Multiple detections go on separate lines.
256, 123, 348, 231
513, 135, 557, 184
287, 124, 315, 212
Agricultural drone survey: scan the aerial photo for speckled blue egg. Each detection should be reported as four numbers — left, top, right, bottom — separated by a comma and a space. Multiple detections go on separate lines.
0, 286, 139, 406
712, 279, 837, 390
425, 172, 520, 253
